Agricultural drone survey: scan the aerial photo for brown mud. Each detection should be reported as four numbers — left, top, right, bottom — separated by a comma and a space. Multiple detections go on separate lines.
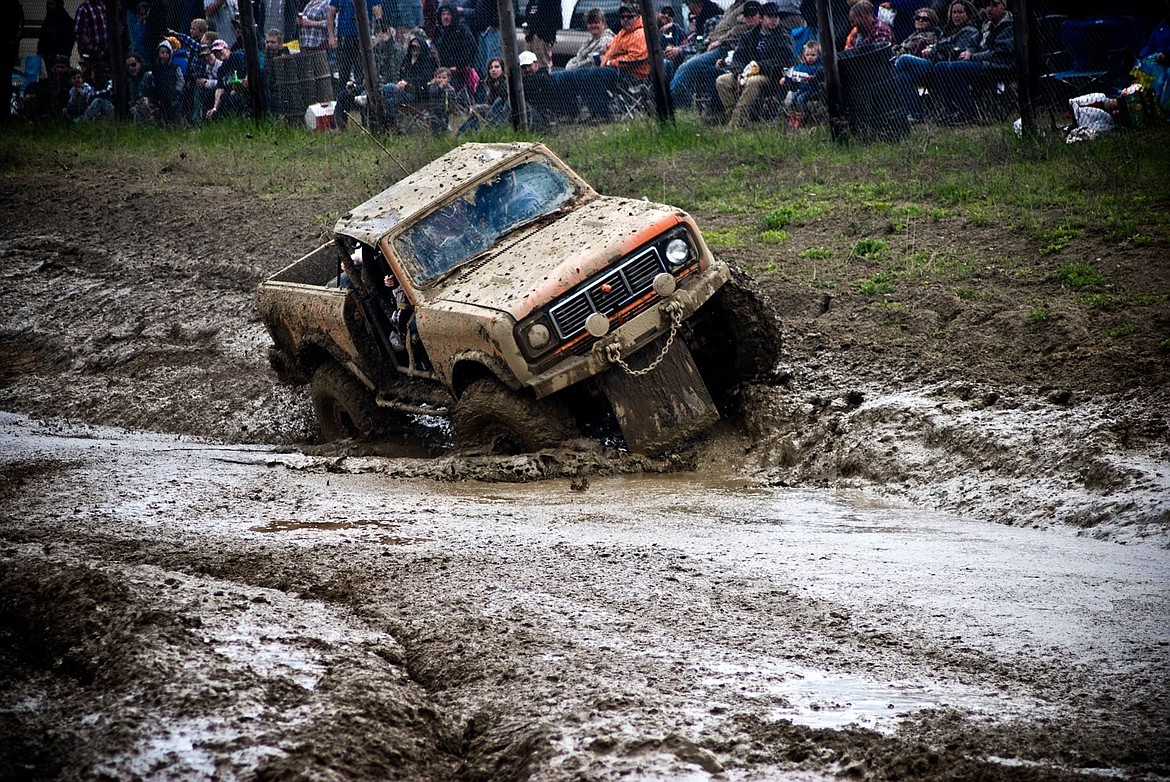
1, 155, 1168, 781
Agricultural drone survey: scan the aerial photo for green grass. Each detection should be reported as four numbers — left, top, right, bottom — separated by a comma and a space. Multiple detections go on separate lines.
4, 118, 1168, 303
1055, 262, 1106, 289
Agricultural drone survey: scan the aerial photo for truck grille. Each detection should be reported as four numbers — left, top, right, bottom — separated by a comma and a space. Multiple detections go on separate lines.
548, 249, 665, 340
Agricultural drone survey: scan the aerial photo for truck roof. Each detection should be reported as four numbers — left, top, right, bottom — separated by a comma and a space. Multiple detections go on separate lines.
335, 142, 541, 248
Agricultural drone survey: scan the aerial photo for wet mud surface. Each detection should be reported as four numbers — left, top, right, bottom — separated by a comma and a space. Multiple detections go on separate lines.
1, 161, 1169, 780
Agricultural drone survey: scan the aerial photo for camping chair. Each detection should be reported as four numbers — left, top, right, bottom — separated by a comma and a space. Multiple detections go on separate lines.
10, 54, 42, 118
1041, 16, 1141, 113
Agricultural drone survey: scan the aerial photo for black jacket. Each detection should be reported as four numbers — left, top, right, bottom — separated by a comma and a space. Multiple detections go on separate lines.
434, 17, 477, 69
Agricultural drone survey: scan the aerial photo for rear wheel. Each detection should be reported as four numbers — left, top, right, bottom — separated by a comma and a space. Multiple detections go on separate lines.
453, 377, 575, 454
311, 363, 382, 442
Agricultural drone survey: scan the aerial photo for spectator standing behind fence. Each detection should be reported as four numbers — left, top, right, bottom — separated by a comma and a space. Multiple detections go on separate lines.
930, 0, 1012, 124
38, 0, 75, 65
328, 0, 383, 84
522, 0, 558, 69
893, 0, 975, 121
74, 0, 110, 61
434, 4, 477, 93
893, 6, 939, 57
204, 0, 238, 47
669, 0, 759, 113
564, 8, 613, 70
461, 49, 558, 131
714, 2, 793, 126
298, 0, 331, 49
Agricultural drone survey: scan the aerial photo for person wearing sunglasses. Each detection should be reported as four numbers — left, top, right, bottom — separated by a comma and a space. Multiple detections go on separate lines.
893, 7, 940, 58
893, 0, 978, 122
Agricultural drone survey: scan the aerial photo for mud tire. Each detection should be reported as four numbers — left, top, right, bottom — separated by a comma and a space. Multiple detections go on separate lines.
687, 268, 782, 402
453, 377, 575, 454
311, 363, 382, 442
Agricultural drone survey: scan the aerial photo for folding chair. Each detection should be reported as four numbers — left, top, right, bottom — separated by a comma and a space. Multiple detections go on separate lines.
10, 55, 42, 118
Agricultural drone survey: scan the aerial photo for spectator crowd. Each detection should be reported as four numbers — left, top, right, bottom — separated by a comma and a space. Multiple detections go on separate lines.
6, 0, 1169, 133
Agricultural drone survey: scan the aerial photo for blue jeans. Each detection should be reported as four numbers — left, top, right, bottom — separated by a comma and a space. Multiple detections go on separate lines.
670, 49, 720, 110
564, 65, 621, 120
893, 54, 933, 119
932, 60, 986, 120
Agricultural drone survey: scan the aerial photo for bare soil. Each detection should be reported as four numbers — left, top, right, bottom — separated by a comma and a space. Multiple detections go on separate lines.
0, 143, 1168, 781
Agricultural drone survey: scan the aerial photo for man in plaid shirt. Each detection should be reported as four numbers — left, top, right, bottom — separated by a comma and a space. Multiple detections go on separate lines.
74, 0, 110, 61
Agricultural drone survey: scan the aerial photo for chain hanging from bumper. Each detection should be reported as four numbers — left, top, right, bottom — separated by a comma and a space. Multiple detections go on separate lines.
605, 301, 684, 376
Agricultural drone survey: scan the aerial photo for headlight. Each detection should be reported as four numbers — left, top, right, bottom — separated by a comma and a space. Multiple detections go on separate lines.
526, 323, 551, 350
664, 237, 690, 267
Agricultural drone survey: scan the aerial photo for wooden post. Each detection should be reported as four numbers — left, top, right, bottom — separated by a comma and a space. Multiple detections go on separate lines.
353, 0, 383, 131
1015, 0, 1038, 137
105, 0, 127, 119
238, 0, 267, 120
640, 0, 674, 123
815, 0, 844, 142
497, 0, 528, 131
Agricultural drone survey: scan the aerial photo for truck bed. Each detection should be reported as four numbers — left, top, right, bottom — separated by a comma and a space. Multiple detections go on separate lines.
256, 243, 364, 382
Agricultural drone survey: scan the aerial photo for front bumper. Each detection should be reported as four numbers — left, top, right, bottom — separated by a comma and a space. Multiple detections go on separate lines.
528, 261, 730, 399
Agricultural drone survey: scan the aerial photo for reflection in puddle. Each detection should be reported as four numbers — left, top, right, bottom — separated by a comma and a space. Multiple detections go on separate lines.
252, 519, 397, 533
704, 661, 1004, 734
379, 536, 433, 546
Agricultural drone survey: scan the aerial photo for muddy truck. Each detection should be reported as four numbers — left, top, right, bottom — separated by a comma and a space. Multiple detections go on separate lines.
257, 142, 777, 454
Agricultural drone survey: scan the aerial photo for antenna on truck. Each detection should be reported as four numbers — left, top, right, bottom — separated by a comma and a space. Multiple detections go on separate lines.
346, 110, 410, 176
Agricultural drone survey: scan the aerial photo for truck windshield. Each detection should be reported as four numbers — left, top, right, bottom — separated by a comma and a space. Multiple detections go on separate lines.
394, 158, 578, 286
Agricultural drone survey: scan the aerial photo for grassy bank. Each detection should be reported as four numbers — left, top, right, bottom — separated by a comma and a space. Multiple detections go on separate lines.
4, 117, 1168, 375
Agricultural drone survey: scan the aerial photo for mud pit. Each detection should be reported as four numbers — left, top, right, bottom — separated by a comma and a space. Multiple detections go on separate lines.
1, 158, 1169, 780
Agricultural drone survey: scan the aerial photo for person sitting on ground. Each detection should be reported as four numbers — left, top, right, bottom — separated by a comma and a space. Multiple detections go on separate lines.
475, 56, 507, 104
427, 66, 457, 134
843, 0, 894, 51
670, 0, 760, 114
64, 67, 96, 120
562, 3, 650, 123
463, 50, 559, 131
930, 0, 1013, 123
77, 61, 116, 120
893, 6, 940, 57
658, 5, 687, 66
564, 7, 614, 71
143, 39, 186, 125
714, 1, 794, 127
893, 0, 977, 121
785, 38, 823, 128
375, 34, 437, 129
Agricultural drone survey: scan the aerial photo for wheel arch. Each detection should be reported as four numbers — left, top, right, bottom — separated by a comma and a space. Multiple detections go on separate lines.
450, 354, 519, 398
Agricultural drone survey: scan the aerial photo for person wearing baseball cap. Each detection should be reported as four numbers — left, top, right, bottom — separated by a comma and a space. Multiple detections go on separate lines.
714, 0, 794, 126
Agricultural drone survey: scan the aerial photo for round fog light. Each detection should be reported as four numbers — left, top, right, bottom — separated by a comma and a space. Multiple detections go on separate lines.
653, 272, 677, 297
665, 238, 689, 267
527, 323, 550, 350
585, 312, 610, 337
